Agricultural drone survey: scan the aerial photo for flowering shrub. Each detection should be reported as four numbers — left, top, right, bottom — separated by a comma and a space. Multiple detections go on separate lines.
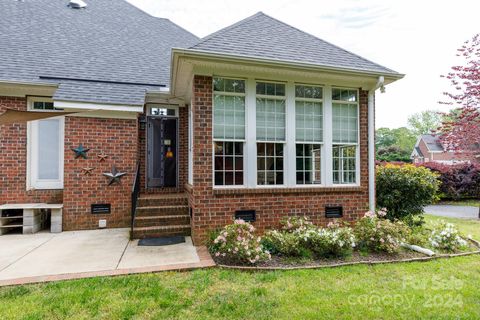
307, 221, 356, 257
354, 210, 409, 253
281, 216, 315, 233
429, 221, 468, 252
376, 164, 440, 226
264, 219, 355, 258
209, 219, 271, 264
262, 230, 304, 256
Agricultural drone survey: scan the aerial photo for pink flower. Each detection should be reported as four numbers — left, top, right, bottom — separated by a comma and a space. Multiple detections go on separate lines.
235, 219, 245, 225
380, 238, 385, 243
364, 211, 376, 218
215, 252, 220, 257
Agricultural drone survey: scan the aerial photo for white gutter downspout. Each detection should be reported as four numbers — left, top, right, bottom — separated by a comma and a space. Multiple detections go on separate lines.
368, 76, 385, 212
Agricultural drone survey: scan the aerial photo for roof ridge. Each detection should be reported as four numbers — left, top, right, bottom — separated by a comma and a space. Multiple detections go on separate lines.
257, 12, 398, 74
190, 11, 265, 49
122, 0, 199, 40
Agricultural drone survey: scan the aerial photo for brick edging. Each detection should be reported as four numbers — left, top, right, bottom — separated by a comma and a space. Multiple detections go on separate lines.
216, 250, 480, 271
0, 246, 216, 287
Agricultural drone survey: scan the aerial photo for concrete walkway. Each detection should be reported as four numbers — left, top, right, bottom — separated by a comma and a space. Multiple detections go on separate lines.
425, 205, 479, 219
0, 229, 214, 286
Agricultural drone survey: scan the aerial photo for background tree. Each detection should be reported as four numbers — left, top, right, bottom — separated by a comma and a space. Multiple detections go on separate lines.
375, 127, 416, 162
437, 34, 480, 160
407, 110, 443, 136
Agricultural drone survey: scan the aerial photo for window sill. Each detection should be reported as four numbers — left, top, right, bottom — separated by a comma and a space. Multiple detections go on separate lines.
213, 185, 364, 195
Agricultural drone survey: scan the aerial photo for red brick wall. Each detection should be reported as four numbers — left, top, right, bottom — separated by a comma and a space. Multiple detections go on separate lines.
189, 76, 371, 244
0, 96, 63, 204
63, 116, 137, 230
138, 107, 188, 194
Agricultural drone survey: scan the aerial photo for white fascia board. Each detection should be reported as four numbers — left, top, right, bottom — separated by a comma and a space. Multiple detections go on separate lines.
171, 48, 405, 82
54, 100, 143, 113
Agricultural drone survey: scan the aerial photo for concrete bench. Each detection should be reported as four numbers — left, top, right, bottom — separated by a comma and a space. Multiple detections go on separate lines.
0, 203, 63, 235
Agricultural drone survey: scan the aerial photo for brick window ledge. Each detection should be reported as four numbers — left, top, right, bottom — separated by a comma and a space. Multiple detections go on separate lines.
212, 186, 365, 195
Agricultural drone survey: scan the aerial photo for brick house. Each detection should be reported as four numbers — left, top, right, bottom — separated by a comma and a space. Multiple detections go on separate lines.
411, 134, 468, 165
0, 0, 403, 243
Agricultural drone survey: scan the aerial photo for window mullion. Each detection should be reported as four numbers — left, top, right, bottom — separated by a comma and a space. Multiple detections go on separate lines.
245, 78, 257, 187
285, 81, 296, 187
324, 85, 333, 186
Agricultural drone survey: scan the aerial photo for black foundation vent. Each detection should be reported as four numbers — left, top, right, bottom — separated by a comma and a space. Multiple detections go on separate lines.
91, 204, 111, 214
325, 206, 343, 218
235, 210, 256, 222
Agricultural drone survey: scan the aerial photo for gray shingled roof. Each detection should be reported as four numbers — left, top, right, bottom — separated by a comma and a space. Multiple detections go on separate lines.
190, 12, 400, 75
0, 0, 198, 106
414, 146, 424, 158
421, 134, 444, 152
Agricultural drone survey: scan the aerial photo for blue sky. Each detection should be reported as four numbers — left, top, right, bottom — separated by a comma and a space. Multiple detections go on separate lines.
128, 0, 478, 128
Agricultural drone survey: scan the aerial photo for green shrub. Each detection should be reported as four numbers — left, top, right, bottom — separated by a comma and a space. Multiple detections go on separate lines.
405, 226, 430, 247
209, 220, 271, 264
306, 221, 356, 257
376, 164, 440, 225
263, 230, 306, 257
264, 219, 355, 258
354, 210, 409, 253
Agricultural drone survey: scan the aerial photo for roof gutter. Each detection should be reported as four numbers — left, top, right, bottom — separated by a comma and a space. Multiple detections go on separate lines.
0, 79, 59, 88
368, 76, 385, 212
171, 48, 405, 81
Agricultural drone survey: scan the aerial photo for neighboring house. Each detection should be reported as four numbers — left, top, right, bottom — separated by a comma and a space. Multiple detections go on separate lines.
0, 0, 403, 243
411, 134, 467, 165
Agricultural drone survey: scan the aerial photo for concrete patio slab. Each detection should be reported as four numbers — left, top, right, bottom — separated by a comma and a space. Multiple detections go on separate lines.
118, 237, 199, 269
0, 229, 213, 286
0, 229, 129, 281
0, 232, 55, 271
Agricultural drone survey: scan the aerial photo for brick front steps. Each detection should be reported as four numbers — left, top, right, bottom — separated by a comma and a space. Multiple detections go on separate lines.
132, 193, 191, 239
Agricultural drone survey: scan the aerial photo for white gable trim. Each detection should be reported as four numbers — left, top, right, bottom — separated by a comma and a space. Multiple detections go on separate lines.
54, 100, 143, 113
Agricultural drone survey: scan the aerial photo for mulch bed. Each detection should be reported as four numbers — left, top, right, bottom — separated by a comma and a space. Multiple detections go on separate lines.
213, 241, 480, 270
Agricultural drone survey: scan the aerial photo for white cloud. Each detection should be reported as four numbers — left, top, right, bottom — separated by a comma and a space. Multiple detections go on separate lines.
127, 0, 479, 128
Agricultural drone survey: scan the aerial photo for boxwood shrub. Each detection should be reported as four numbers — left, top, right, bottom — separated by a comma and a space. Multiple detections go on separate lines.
376, 164, 440, 225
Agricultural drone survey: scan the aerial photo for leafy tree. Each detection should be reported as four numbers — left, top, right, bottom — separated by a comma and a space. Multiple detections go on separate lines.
407, 110, 443, 136
377, 146, 411, 162
437, 34, 480, 160
375, 127, 416, 163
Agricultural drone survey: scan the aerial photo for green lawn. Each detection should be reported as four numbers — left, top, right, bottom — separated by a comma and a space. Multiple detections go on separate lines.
1, 215, 479, 320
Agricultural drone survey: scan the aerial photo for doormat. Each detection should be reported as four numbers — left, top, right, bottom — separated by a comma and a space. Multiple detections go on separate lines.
138, 236, 185, 246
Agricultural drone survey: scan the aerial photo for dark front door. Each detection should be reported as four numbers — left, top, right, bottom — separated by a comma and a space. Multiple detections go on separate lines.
147, 117, 178, 188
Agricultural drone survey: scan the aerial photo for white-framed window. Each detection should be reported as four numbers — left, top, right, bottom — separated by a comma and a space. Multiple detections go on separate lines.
209, 77, 361, 189
214, 141, 244, 185
27, 97, 64, 190
295, 85, 323, 185
256, 81, 285, 185
148, 105, 178, 117
332, 88, 359, 185
257, 142, 284, 185
212, 77, 246, 186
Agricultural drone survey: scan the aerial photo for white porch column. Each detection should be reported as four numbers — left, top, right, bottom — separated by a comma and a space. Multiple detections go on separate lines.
368, 91, 375, 212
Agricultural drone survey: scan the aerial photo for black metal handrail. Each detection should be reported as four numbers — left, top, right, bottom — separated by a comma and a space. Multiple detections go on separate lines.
131, 162, 141, 238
